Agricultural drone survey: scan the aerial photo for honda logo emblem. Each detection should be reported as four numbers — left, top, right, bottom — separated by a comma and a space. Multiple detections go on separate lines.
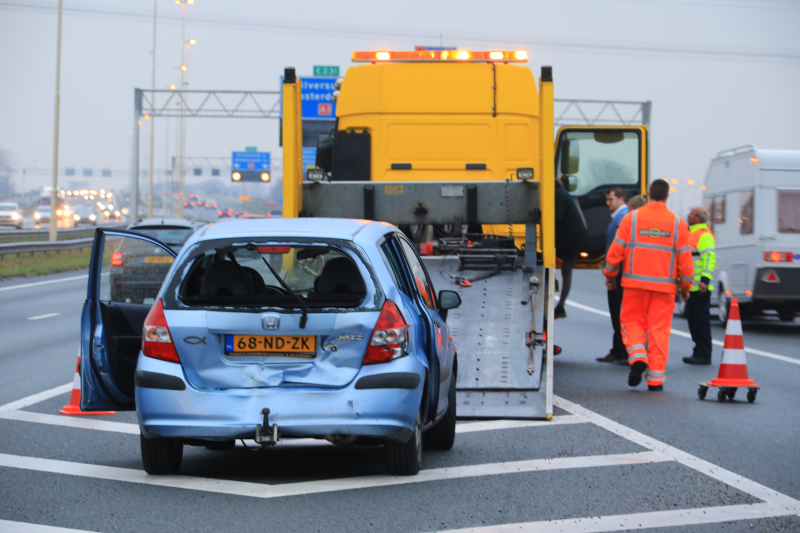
262, 315, 280, 330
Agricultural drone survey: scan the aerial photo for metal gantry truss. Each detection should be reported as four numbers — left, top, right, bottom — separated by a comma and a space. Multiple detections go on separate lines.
136, 89, 281, 119
554, 99, 651, 127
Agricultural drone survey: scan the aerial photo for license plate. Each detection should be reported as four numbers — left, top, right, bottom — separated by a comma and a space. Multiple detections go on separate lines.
143, 256, 173, 264
225, 335, 316, 357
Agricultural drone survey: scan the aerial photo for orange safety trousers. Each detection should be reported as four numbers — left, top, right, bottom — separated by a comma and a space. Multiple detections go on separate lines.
620, 287, 674, 386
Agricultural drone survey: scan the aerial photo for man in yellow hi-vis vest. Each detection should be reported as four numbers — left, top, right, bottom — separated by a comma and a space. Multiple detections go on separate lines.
683, 206, 716, 365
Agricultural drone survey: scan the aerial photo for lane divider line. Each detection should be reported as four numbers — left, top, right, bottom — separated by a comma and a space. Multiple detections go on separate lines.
0, 383, 72, 413
435, 502, 793, 533
0, 450, 671, 500
27, 313, 61, 321
554, 395, 800, 514
0, 274, 88, 292
564, 300, 799, 366
456, 415, 584, 433
0, 518, 99, 533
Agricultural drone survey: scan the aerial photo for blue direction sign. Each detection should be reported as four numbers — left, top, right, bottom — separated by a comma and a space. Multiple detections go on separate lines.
232, 151, 270, 171
303, 148, 317, 172
280, 77, 337, 120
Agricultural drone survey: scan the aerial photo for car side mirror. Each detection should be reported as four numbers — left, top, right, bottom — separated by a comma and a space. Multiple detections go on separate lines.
439, 290, 462, 310
316, 136, 335, 172
566, 175, 578, 192
560, 138, 580, 175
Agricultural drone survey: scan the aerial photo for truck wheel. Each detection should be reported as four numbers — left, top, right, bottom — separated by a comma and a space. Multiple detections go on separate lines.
424, 362, 457, 451
384, 412, 422, 476
140, 432, 183, 475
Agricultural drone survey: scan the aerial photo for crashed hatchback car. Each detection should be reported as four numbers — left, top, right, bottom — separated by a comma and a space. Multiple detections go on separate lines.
80, 219, 461, 476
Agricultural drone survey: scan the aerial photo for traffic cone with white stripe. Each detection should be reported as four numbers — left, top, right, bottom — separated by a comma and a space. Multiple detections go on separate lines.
58, 354, 116, 416
698, 299, 759, 402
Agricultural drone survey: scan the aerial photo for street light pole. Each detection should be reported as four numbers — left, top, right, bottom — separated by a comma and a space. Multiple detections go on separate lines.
176, 1, 187, 219
49, 0, 63, 242
148, 0, 157, 219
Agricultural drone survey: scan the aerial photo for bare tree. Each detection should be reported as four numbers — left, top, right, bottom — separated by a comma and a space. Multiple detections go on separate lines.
0, 148, 14, 200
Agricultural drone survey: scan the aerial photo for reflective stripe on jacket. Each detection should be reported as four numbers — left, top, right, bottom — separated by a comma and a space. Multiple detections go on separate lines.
688, 223, 715, 292
603, 201, 694, 294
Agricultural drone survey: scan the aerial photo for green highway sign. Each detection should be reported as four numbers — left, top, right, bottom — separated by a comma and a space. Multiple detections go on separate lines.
313, 66, 339, 77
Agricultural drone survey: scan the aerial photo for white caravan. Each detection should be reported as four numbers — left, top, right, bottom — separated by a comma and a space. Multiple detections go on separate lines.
702, 145, 800, 323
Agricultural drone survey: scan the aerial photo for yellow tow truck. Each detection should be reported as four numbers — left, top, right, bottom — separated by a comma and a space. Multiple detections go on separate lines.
280, 49, 648, 418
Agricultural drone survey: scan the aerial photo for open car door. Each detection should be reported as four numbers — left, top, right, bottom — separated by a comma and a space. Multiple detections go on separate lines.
80, 229, 177, 412
554, 126, 648, 268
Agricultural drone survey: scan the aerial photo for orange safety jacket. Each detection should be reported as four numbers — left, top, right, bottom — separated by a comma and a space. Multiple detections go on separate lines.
603, 201, 694, 294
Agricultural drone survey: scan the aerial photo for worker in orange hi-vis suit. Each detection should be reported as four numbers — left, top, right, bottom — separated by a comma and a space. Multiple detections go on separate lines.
603, 179, 695, 391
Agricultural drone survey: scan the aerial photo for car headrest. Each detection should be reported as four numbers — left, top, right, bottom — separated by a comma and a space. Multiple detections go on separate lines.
316, 257, 366, 294
199, 261, 250, 297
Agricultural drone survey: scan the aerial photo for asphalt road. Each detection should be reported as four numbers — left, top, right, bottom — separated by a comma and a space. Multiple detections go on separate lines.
0, 268, 797, 532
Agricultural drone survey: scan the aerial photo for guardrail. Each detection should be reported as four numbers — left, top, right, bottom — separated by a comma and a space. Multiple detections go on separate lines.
0, 224, 125, 243
0, 238, 95, 260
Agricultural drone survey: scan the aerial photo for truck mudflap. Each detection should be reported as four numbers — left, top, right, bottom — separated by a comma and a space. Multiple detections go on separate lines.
426, 257, 549, 419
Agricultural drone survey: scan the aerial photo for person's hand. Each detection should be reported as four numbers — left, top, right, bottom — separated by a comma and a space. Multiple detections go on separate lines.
681, 290, 690, 302
605, 276, 617, 290
699, 281, 708, 293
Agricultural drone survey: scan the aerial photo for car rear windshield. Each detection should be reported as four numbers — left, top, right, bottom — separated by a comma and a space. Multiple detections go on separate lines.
130, 226, 194, 247
178, 243, 371, 309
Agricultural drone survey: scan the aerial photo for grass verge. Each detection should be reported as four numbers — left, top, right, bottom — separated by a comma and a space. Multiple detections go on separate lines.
0, 249, 91, 279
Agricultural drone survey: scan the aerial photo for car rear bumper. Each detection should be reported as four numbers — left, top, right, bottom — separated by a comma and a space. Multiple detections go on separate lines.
135, 354, 425, 443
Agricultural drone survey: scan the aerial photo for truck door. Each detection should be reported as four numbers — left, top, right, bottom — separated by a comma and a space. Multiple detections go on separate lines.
80, 229, 176, 412
554, 126, 648, 267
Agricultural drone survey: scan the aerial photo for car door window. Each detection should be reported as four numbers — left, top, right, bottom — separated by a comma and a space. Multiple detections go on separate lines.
398, 239, 437, 310
380, 239, 412, 296
99, 235, 175, 304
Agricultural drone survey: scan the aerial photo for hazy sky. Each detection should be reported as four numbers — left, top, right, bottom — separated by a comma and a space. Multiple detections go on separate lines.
1, 0, 798, 208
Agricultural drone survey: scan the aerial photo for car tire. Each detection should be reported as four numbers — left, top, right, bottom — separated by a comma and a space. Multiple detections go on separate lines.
384, 412, 422, 476
423, 361, 457, 451
140, 432, 183, 475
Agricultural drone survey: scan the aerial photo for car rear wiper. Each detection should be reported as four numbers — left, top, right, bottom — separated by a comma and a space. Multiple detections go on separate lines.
254, 247, 309, 329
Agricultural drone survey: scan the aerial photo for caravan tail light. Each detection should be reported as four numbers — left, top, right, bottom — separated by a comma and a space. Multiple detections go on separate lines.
764, 252, 793, 263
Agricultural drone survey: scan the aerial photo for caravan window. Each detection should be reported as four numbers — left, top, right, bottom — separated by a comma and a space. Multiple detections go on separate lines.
713, 195, 726, 224
778, 190, 800, 233
703, 197, 714, 230
739, 190, 754, 235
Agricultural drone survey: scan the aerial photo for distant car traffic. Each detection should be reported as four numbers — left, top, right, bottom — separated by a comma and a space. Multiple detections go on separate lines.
127, 218, 205, 251
72, 205, 98, 226
80, 218, 461, 477
0, 202, 23, 229
33, 205, 51, 225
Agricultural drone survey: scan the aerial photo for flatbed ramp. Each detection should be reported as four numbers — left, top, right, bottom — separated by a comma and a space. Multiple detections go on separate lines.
425, 257, 549, 420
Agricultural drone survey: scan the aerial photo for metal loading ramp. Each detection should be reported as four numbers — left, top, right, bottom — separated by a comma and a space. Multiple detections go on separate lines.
426, 258, 548, 420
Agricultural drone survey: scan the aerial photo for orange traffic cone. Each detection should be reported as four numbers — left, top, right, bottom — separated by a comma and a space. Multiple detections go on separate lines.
58, 355, 116, 416
698, 299, 759, 403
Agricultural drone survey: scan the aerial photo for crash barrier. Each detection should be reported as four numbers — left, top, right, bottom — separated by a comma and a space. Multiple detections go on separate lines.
0, 237, 94, 260
698, 299, 760, 403
0, 223, 125, 243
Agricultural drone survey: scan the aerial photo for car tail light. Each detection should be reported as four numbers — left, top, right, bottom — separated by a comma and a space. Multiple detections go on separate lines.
218, 210, 223, 215
142, 299, 180, 363
764, 251, 793, 262
111, 251, 123, 267
363, 300, 409, 365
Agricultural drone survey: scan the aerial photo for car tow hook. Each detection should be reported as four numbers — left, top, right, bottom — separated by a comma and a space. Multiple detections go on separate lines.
254, 407, 279, 446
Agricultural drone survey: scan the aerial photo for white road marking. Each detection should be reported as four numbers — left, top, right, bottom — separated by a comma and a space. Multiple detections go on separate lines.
0, 383, 72, 413
436, 502, 794, 533
554, 395, 800, 514
0, 274, 88, 292
0, 410, 139, 434
27, 313, 60, 321
0, 519, 99, 532
456, 415, 584, 433
564, 300, 800, 366
0, 450, 670, 500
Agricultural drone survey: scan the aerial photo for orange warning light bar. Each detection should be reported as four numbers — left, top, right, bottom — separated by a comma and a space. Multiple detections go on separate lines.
351, 50, 528, 63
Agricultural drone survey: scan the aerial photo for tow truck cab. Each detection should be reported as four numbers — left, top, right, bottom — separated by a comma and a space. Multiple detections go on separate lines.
313, 49, 648, 266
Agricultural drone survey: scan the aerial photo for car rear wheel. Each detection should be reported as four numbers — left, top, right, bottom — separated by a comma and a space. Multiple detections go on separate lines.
140, 432, 183, 475
423, 361, 457, 451
384, 412, 422, 476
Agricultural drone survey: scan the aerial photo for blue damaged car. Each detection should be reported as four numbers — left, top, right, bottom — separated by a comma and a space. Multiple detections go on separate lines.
80, 218, 461, 476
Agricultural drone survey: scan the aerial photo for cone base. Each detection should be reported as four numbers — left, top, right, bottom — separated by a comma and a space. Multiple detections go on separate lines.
58, 405, 116, 416
706, 378, 758, 388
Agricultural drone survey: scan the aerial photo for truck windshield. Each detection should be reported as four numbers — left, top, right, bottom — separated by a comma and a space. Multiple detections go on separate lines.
778, 189, 800, 233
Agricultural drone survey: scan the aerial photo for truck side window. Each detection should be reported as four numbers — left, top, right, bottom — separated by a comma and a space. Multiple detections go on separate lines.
777, 189, 800, 233
714, 195, 726, 224
739, 190, 754, 235
555, 130, 640, 196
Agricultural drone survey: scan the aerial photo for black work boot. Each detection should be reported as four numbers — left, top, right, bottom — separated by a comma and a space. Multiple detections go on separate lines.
628, 361, 647, 387
682, 356, 711, 365
648, 384, 664, 391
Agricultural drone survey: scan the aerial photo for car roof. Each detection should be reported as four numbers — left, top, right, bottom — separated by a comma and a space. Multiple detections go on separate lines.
128, 218, 198, 229
196, 217, 395, 244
